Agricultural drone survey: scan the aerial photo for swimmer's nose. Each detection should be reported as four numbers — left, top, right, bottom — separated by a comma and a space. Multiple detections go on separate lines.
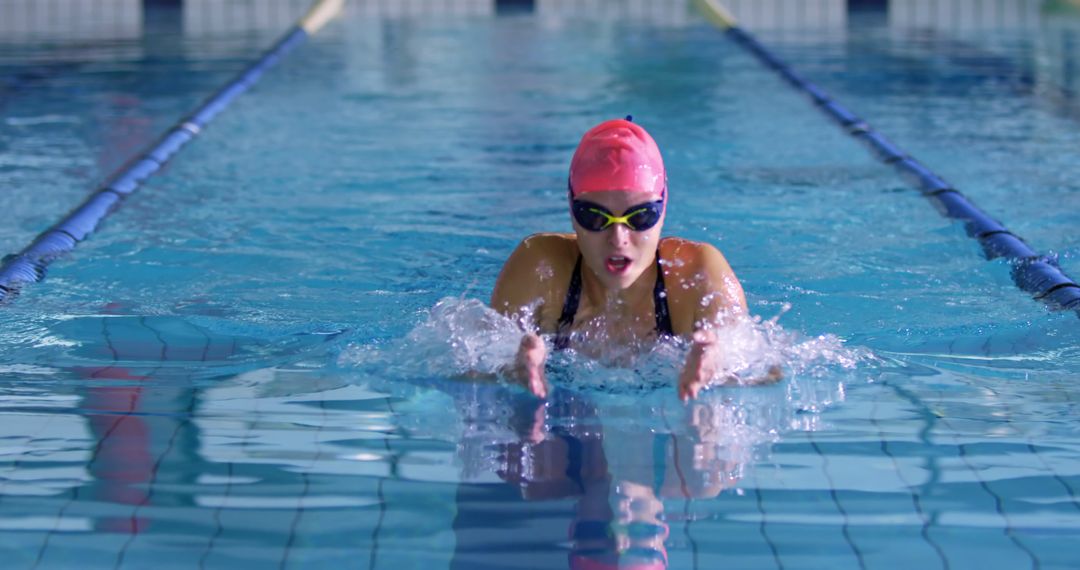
607, 223, 631, 246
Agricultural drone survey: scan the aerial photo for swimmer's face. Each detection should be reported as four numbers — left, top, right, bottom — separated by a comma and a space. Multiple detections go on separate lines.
570, 190, 665, 291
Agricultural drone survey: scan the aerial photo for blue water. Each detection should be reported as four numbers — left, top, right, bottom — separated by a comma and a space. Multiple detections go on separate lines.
2, 3, 1080, 569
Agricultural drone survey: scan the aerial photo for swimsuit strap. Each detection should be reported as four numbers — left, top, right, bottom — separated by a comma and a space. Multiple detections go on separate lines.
653, 254, 674, 337
555, 250, 672, 350
554, 255, 583, 350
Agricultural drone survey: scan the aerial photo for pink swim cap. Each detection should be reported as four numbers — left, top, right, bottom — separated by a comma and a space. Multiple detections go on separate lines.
569, 119, 666, 197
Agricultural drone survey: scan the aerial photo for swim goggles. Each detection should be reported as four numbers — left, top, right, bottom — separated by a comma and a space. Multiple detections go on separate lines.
570, 190, 666, 232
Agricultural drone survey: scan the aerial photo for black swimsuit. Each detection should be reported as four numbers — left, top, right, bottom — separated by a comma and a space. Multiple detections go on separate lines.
553, 252, 674, 350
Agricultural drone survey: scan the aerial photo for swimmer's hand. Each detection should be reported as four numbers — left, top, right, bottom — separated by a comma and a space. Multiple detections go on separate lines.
509, 333, 548, 399
678, 329, 784, 400
679, 329, 725, 401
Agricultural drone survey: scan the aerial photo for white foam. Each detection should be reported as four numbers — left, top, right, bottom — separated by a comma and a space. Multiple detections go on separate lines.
339, 297, 874, 398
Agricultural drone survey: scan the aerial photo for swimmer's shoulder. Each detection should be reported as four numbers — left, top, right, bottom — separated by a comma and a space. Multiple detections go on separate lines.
492, 233, 580, 328
658, 237, 731, 275
518, 232, 579, 261
658, 237, 746, 332
504, 233, 579, 277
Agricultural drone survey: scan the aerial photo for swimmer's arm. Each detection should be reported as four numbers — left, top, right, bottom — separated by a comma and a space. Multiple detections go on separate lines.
692, 243, 748, 325
455, 333, 548, 399
490, 236, 558, 330
679, 244, 779, 399
489, 236, 561, 398
679, 329, 782, 399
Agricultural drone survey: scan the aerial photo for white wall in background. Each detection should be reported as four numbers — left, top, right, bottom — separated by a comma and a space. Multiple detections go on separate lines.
0, 0, 141, 41
1040, 15, 1080, 97
0, 0, 854, 40
537, 0, 693, 27
182, 0, 497, 34
720, 0, 847, 30
889, 0, 1042, 30
348, 0, 495, 18
538, 0, 847, 28
183, 0, 312, 35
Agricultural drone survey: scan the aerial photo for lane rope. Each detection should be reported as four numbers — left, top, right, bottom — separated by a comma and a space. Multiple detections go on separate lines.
693, 0, 1080, 317
0, 0, 345, 304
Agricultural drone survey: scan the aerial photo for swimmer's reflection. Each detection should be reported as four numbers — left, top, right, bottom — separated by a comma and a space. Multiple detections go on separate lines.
454, 389, 745, 569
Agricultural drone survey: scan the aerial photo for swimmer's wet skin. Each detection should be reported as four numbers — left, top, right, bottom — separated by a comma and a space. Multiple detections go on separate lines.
490, 118, 773, 400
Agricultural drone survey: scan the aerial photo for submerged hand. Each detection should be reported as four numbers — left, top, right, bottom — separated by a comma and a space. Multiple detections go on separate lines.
512, 333, 548, 399
678, 329, 724, 401
679, 330, 785, 400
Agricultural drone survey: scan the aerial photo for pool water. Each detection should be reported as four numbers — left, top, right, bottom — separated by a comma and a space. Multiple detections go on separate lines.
1, 2, 1079, 568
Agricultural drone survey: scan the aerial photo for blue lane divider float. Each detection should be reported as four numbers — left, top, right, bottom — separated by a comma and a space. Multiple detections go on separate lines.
694, 0, 1080, 317
0, 0, 344, 304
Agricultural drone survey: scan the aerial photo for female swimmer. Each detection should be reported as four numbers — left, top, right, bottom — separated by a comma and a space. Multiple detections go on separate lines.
491, 118, 750, 401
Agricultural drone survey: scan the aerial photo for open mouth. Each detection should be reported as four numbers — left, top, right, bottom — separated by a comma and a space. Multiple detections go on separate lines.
605, 255, 632, 274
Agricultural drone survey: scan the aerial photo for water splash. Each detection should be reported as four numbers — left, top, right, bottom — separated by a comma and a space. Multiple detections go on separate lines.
338, 296, 873, 397
341, 297, 527, 377
338, 297, 878, 486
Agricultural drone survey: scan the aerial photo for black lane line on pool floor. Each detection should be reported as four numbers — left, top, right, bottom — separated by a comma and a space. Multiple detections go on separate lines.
696, 2, 1080, 319
806, 431, 867, 570
31, 316, 141, 569
872, 382, 950, 570
0, 0, 342, 305
112, 321, 202, 570
751, 475, 784, 569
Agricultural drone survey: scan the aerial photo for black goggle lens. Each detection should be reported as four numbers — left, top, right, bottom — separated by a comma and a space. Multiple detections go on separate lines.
570, 199, 664, 232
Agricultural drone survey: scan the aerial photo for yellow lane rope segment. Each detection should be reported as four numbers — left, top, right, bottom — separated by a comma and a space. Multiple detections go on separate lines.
692, 0, 738, 30
301, 0, 346, 34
